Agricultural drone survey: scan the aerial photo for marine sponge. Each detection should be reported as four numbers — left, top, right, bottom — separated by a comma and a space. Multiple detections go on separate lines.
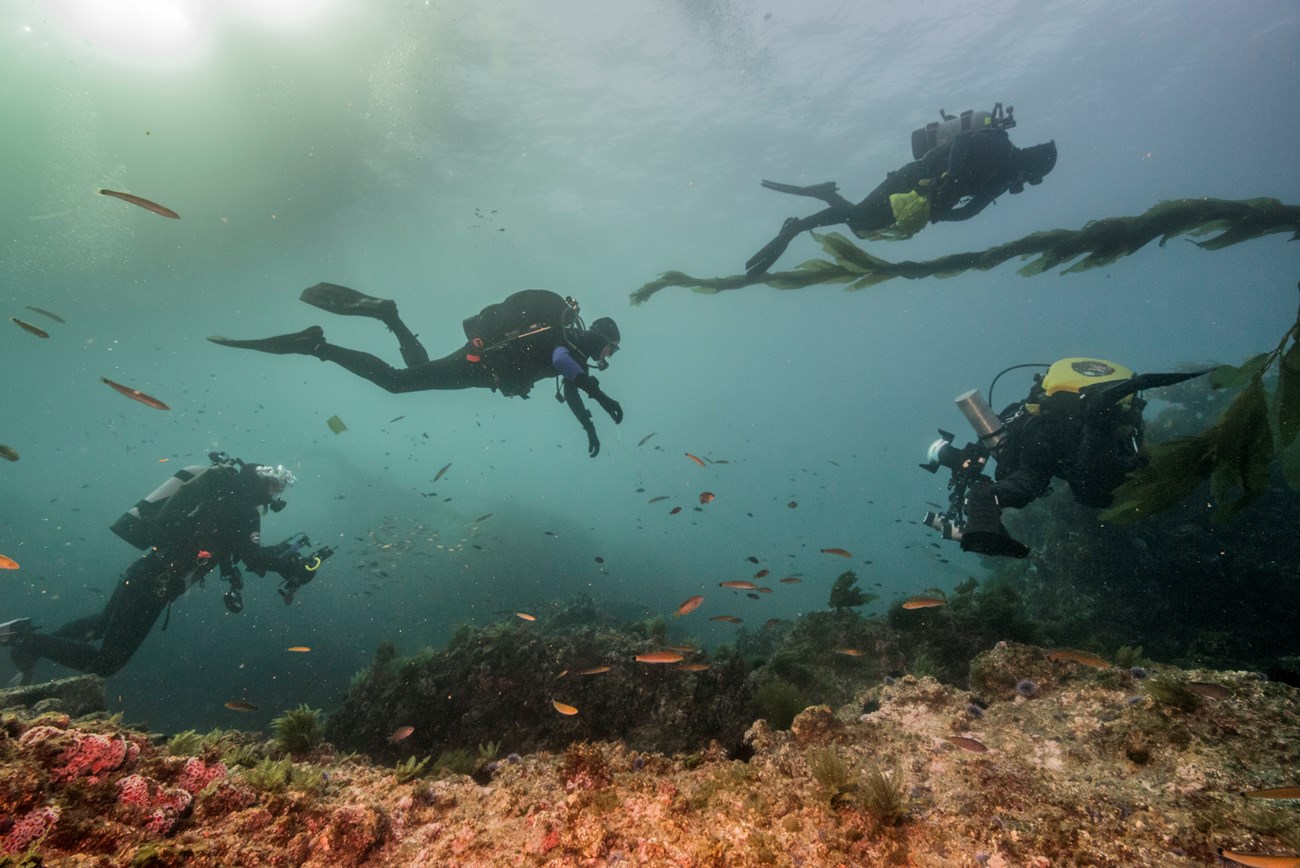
2, 805, 60, 855
176, 756, 228, 794
115, 773, 193, 836
20, 725, 135, 782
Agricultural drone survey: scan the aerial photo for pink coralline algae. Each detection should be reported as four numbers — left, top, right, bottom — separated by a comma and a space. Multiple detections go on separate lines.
2, 806, 60, 855
116, 774, 194, 836
19, 725, 136, 782
176, 756, 228, 794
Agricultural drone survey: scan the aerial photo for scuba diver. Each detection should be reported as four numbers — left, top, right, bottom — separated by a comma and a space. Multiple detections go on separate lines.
208, 284, 625, 458
745, 104, 1057, 277
0, 453, 332, 685
920, 359, 1210, 558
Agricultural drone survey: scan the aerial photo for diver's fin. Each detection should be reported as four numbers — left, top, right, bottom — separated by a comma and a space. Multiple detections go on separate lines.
300, 283, 396, 319
760, 179, 842, 202
745, 218, 802, 277
960, 530, 1030, 559
207, 326, 325, 356
1080, 368, 1214, 415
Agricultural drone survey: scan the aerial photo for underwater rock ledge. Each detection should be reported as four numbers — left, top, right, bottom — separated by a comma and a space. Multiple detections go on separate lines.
2, 642, 1297, 866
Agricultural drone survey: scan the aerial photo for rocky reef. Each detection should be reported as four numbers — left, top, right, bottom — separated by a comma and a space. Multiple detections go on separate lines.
2, 640, 1296, 866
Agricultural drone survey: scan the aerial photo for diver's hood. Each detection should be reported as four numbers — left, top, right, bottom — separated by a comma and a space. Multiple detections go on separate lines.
1021, 140, 1057, 185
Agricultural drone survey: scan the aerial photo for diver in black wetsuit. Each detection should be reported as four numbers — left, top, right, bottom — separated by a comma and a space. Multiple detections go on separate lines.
0, 455, 330, 684
745, 117, 1057, 276
208, 284, 625, 457
922, 359, 1209, 559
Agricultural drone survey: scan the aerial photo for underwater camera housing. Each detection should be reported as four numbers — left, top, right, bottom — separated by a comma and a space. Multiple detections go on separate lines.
269, 533, 335, 605
919, 389, 1009, 540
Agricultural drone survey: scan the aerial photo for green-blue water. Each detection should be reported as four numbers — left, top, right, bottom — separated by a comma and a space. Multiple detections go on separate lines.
2, 0, 1297, 733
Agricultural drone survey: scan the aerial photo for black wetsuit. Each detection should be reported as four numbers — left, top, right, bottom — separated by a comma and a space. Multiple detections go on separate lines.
312, 290, 618, 448
804, 129, 1023, 236
745, 129, 1029, 276
992, 399, 1146, 510
20, 467, 307, 678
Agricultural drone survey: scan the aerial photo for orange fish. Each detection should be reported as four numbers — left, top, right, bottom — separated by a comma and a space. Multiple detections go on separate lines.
100, 188, 180, 219
709, 615, 743, 623
820, 547, 852, 558
578, 665, 611, 676
1218, 851, 1300, 868
901, 596, 946, 610
286, 646, 312, 653
0, 555, 19, 570
669, 506, 682, 515
699, 491, 715, 504
388, 725, 415, 743
102, 377, 170, 411
674, 595, 704, 617
677, 663, 711, 672
10, 317, 49, 338
685, 452, 706, 467
515, 612, 537, 621
757, 587, 773, 594
836, 648, 864, 656
719, 580, 757, 590
753, 569, 769, 579
779, 577, 802, 584
224, 700, 257, 712
943, 736, 988, 753
634, 651, 685, 664
1048, 649, 1111, 669
1241, 786, 1300, 800
552, 700, 579, 716
666, 645, 696, 653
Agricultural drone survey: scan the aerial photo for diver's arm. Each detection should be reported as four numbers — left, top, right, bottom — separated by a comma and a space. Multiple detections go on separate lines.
992, 465, 1053, 509
562, 379, 602, 458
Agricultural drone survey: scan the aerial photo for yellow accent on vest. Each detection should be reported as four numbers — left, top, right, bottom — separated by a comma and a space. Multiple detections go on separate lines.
1041, 358, 1134, 396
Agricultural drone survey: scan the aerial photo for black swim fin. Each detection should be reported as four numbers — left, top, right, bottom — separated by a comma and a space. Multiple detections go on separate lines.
760, 179, 843, 204
207, 326, 325, 356
1079, 368, 1214, 416
745, 217, 803, 277
300, 283, 397, 319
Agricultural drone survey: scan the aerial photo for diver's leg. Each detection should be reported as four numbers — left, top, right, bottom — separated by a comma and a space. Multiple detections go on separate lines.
17, 558, 165, 677
299, 283, 431, 367
845, 163, 927, 236
378, 310, 431, 368
745, 204, 858, 277
317, 344, 494, 393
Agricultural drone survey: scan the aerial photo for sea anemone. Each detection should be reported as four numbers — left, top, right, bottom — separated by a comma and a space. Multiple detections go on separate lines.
1015, 679, 1039, 698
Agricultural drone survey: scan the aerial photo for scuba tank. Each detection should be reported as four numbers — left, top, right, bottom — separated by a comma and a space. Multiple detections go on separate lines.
911, 102, 1016, 160
461, 290, 581, 362
110, 465, 209, 549
109, 452, 243, 549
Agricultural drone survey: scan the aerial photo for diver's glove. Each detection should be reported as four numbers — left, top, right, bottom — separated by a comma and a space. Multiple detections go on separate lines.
574, 374, 623, 424
959, 478, 1030, 559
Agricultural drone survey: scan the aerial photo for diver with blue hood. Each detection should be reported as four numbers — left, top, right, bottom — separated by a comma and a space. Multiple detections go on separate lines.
208, 284, 625, 457
745, 103, 1058, 276
1, 453, 332, 685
